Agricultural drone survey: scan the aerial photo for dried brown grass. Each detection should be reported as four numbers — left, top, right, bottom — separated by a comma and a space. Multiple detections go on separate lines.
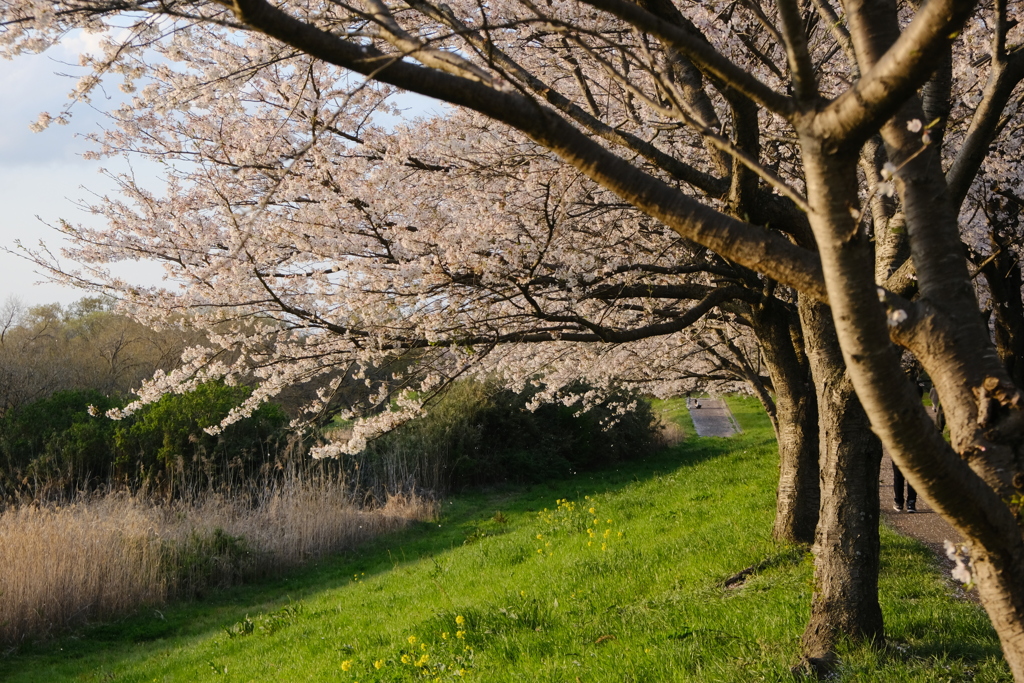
655, 416, 686, 448
0, 485, 435, 646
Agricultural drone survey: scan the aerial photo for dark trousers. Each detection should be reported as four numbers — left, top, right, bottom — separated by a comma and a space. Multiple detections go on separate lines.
892, 462, 917, 507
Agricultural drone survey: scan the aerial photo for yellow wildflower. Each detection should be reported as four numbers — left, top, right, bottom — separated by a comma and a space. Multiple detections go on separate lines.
408, 635, 417, 645
589, 507, 596, 514
416, 654, 429, 667
401, 654, 412, 664
455, 615, 466, 626
374, 659, 385, 670
341, 660, 353, 672
442, 632, 449, 640
456, 630, 466, 639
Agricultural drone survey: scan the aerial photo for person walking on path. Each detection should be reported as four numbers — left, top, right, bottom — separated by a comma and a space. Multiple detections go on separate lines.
892, 463, 917, 512
892, 382, 945, 512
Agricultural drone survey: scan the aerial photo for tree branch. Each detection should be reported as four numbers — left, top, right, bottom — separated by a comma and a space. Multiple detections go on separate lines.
224, 0, 829, 301
814, 0, 979, 148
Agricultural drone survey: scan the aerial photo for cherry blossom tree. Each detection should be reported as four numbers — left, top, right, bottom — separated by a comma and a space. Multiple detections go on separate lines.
7, 0, 1024, 675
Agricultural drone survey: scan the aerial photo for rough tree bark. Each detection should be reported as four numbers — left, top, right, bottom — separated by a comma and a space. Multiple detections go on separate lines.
750, 295, 820, 546
798, 299, 883, 671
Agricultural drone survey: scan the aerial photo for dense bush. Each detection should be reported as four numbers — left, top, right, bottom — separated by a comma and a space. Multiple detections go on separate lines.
0, 389, 122, 490
1, 374, 657, 503
112, 381, 289, 493
351, 381, 658, 495
0, 383, 290, 500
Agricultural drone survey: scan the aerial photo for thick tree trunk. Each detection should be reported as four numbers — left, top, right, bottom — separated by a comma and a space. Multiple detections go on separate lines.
798, 106, 1024, 679
772, 386, 819, 545
799, 299, 884, 669
751, 296, 820, 545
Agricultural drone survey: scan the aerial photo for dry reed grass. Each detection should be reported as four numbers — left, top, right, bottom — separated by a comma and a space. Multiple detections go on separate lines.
0, 485, 435, 647
656, 416, 686, 448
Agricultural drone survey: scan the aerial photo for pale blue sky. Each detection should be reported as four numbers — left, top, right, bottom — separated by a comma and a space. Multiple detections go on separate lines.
0, 37, 157, 307
1, 38, 441, 309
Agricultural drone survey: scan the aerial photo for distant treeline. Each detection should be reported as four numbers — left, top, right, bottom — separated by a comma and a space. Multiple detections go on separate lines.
0, 297, 307, 502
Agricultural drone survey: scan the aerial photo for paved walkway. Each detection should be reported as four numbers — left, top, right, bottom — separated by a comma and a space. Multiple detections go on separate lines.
881, 451, 961, 548
686, 398, 741, 437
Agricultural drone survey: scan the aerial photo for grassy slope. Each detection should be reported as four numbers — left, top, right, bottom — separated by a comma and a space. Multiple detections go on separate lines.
0, 397, 1009, 682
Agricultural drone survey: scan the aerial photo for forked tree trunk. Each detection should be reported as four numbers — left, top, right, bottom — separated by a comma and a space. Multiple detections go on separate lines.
752, 296, 820, 545
799, 300, 884, 669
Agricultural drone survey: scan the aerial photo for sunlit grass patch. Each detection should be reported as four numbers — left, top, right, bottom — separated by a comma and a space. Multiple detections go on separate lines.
0, 397, 1008, 682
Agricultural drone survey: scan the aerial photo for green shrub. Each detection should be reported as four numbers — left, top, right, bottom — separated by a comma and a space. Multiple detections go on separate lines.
0, 389, 122, 490
112, 381, 289, 491
0, 383, 290, 500
160, 527, 252, 597
354, 381, 657, 495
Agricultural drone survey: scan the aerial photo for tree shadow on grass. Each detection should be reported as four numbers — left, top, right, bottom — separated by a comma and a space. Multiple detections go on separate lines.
0, 405, 759, 678
874, 528, 1006, 674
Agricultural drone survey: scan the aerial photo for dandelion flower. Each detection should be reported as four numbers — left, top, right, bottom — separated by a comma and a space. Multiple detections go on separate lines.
589, 507, 596, 514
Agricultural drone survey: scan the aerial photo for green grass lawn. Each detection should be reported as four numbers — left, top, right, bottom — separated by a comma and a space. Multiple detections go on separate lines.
0, 397, 1009, 681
